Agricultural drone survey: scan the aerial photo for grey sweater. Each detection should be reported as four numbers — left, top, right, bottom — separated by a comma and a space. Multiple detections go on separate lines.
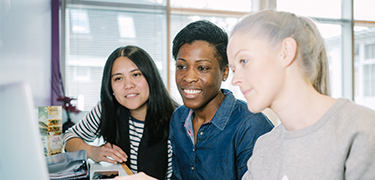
243, 98, 375, 180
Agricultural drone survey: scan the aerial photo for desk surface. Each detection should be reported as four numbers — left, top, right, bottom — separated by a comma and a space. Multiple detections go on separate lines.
88, 159, 132, 180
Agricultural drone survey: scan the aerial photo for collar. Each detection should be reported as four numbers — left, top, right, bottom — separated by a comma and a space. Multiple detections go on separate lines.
180, 89, 236, 131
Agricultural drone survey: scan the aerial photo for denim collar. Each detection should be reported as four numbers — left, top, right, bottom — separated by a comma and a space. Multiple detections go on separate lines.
180, 89, 236, 131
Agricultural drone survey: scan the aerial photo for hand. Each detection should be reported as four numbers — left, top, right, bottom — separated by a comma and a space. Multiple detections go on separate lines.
89, 142, 128, 164
113, 172, 157, 180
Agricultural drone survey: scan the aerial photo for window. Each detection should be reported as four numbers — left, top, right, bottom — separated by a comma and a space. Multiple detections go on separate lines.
363, 64, 375, 96
64, 0, 167, 110
62, 0, 375, 112
117, 15, 136, 39
70, 9, 90, 34
171, 0, 252, 12
365, 43, 375, 59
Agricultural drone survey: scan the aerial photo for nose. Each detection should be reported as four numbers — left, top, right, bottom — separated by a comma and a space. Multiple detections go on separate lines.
183, 68, 198, 83
231, 70, 241, 86
123, 79, 135, 89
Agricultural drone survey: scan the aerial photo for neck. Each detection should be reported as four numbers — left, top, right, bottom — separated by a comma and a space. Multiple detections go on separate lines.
272, 84, 336, 131
193, 91, 225, 123
129, 103, 147, 121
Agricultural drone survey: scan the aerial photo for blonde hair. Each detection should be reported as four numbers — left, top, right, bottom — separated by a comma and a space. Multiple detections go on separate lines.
231, 10, 331, 96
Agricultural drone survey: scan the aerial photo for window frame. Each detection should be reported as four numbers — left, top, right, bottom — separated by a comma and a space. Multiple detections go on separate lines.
58, 0, 375, 111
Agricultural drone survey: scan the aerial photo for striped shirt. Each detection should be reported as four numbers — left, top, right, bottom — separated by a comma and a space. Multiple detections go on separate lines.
128, 117, 144, 173
63, 101, 172, 179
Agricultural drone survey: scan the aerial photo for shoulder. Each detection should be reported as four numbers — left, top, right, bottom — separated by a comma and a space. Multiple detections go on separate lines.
336, 98, 375, 117
330, 98, 375, 126
253, 124, 282, 148
329, 98, 375, 135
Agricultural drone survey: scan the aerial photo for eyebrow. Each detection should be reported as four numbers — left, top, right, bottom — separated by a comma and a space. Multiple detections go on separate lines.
177, 58, 212, 63
111, 68, 140, 77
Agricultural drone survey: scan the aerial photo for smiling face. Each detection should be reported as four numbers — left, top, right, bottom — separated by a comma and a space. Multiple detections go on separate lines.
227, 32, 285, 113
175, 40, 228, 110
111, 56, 149, 115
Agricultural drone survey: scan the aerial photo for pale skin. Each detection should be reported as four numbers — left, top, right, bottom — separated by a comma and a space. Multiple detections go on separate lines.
227, 32, 337, 131
65, 57, 149, 164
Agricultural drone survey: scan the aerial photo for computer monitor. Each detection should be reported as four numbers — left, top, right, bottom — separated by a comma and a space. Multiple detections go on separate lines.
0, 82, 49, 180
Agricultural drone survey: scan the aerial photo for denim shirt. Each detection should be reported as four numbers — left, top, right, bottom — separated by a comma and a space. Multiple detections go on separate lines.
170, 89, 274, 180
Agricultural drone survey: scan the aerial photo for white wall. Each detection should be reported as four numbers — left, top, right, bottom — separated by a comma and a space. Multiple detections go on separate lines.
0, 0, 51, 107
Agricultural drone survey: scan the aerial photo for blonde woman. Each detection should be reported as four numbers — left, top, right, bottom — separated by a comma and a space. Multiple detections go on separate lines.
227, 10, 375, 180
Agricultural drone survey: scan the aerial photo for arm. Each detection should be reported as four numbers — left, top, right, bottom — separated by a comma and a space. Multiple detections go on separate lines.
63, 102, 127, 163
344, 124, 375, 179
234, 113, 273, 178
65, 138, 127, 164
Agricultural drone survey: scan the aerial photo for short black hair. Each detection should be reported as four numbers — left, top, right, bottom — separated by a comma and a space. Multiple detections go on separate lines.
172, 20, 228, 70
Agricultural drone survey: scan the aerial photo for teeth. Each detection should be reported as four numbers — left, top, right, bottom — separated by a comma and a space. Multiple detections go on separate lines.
184, 89, 201, 94
126, 94, 137, 97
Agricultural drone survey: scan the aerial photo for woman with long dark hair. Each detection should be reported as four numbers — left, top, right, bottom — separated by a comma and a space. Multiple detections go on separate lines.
63, 45, 178, 179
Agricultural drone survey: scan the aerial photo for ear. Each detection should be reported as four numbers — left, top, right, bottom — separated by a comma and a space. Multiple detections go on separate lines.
280, 37, 297, 67
222, 65, 229, 81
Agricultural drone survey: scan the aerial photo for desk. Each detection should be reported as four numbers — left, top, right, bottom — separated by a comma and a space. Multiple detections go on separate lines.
88, 159, 132, 180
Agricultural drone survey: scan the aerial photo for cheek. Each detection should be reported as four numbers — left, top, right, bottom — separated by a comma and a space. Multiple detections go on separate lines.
111, 83, 120, 93
139, 79, 149, 90
175, 72, 182, 83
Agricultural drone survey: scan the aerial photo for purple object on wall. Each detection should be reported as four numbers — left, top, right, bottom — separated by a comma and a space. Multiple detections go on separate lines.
51, 0, 61, 105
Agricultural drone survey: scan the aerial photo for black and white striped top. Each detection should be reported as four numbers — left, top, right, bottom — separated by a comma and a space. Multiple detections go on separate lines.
128, 117, 144, 173
63, 102, 172, 179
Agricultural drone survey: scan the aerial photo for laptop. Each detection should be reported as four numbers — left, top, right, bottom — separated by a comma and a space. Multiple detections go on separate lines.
0, 82, 49, 180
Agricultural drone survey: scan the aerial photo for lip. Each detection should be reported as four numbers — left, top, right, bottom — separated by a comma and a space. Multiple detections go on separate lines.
181, 88, 202, 99
125, 93, 138, 98
242, 88, 253, 96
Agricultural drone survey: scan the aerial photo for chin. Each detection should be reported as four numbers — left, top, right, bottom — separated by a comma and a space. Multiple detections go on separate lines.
247, 105, 264, 114
183, 100, 202, 110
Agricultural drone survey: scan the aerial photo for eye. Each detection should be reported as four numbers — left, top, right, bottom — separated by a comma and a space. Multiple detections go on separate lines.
113, 77, 122, 81
133, 72, 142, 77
176, 64, 186, 70
240, 59, 248, 65
198, 66, 209, 71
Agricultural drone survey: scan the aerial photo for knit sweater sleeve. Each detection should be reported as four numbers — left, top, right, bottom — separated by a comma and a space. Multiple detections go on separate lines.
342, 106, 375, 179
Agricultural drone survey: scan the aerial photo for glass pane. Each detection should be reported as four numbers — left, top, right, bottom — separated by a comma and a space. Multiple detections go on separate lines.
354, 26, 375, 110
354, 0, 375, 21
277, 0, 341, 19
65, 6, 167, 111
171, 0, 252, 12
169, 14, 241, 104
321, 24, 343, 98
67, 0, 166, 6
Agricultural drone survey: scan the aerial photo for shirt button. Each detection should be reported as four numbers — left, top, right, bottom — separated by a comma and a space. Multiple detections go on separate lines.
193, 149, 195, 151
191, 167, 194, 170
200, 131, 203, 135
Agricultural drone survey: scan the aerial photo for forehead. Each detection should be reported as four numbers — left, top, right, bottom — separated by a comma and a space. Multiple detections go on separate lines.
178, 40, 220, 63
228, 32, 269, 55
112, 57, 138, 71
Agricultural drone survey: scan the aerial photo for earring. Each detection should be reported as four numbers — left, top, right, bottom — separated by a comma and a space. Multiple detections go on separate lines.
113, 93, 115, 95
